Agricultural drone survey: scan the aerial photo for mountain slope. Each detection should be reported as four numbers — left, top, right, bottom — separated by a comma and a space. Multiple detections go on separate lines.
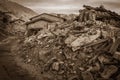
0, 0, 37, 21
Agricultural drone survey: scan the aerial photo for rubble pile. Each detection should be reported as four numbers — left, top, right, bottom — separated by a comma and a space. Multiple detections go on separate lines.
16, 5, 120, 80
79, 5, 120, 27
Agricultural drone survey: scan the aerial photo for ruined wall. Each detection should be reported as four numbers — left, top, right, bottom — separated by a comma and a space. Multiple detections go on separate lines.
27, 20, 48, 30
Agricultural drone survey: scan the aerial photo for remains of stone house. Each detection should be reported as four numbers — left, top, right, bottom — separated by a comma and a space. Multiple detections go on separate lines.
25, 13, 66, 36
8, 19, 26, 35
3, 11, 18, 21
0, 11, 12, 23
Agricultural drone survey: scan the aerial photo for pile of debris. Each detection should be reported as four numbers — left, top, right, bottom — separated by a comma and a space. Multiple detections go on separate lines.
16, 5, 120, 80
78, 5, 120, 27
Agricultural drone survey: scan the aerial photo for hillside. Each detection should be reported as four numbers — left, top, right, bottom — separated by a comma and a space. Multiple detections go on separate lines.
0, 0, 37, 21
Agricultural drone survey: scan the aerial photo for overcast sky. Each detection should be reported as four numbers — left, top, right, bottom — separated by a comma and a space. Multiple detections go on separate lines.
10, 0, 120, 14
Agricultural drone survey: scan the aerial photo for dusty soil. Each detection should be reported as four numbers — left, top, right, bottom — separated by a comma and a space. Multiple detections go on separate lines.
0, 37, 41, 80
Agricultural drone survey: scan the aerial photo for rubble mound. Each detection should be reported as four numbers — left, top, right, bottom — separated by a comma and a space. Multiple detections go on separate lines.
78, 5, 120, 27
16, 5, 120, 80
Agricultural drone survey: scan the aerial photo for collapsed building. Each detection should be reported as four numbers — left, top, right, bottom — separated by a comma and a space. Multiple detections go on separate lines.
15, 5, 120, 80
25, 13, 66, 36
78, 5, 120, 27
9, 19, 25, 36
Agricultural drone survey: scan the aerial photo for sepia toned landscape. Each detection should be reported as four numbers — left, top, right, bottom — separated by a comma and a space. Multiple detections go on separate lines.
0, 0, 120, 80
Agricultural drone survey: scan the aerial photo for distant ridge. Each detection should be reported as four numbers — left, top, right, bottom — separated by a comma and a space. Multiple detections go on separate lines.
0, 0, 37, 21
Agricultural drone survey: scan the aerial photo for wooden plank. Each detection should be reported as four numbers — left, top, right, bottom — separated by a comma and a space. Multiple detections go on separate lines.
84, 38, 109, 47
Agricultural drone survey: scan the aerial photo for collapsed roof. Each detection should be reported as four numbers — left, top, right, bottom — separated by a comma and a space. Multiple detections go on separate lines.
26, 13, 66, 25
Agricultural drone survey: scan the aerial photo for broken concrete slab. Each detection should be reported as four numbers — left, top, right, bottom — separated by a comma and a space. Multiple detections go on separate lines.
71, 30, 100, 51
65, 35, 77, 47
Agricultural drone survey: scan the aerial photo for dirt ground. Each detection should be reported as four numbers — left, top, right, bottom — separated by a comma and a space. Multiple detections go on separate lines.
0, 37, 42, 80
